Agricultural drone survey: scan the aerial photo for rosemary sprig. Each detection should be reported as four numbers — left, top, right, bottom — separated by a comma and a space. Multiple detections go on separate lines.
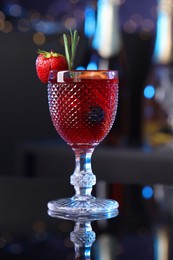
63, 29, 80, 70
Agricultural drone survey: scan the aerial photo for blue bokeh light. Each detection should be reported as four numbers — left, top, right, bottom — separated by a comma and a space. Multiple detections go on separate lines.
76, 66, 85, 70
153, 12, 168, 62
87, 61, 98, 70
6, 3, 23, 17
142, 186, 153, 199
144, 85, 155, 99
84, 6, 96, 38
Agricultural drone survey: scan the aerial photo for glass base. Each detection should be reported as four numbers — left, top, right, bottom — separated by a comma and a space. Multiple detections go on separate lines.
47, 197, 119, 221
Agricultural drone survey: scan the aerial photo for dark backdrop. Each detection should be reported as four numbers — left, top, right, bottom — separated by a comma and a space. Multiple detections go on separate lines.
0, 31, 88, 175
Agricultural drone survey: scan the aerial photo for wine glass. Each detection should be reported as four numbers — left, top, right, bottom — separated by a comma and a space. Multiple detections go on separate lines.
47, 70, 119, 220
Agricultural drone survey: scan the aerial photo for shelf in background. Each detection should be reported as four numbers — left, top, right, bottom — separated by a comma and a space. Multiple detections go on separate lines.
15, 141, 173, 185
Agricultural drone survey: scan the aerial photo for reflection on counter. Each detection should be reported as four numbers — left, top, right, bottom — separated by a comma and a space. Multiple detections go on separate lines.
0, 178, 172, 259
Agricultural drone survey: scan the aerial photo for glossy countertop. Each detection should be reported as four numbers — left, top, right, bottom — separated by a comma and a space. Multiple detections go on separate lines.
0, 177, 172, 259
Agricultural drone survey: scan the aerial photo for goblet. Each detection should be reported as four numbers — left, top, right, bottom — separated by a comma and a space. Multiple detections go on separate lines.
47, 70, 119, 220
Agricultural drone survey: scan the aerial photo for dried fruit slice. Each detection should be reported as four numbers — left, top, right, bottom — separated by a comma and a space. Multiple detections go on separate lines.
78, 71, 108, 79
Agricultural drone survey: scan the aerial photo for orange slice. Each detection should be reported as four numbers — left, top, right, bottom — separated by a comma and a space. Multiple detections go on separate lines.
78, 71, 108, 79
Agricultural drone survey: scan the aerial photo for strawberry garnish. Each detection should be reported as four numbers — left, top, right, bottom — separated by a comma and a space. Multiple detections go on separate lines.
35, 29, 80, 84
36, 50, 68, 83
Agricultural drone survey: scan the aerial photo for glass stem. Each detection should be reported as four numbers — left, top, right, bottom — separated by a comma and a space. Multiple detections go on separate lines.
75, 245, 91, 260
70, 147, 96, 200
70, 221, 95, 260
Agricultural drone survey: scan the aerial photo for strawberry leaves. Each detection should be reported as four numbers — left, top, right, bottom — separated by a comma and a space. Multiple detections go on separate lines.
37, 49, 62, 58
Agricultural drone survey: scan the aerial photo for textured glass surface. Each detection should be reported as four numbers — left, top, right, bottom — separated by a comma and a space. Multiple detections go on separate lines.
47, 71, 119, 219
48, 73, 118, 148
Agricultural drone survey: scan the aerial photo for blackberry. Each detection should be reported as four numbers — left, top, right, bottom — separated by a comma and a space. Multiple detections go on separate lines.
87, 106, 105, 124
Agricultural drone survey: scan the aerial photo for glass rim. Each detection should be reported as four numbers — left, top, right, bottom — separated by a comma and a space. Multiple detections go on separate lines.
49, 70, 119, 83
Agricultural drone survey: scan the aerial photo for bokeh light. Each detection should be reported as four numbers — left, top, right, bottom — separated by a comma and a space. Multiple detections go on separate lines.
76, 66, 85, 70
2, 21, 13, 33
144, 85, 155, 99
0, 11, 6, 20
62, 16, 77, 29
123, 19, 137, 33
84, 6, 96, 38
8, 4, 22, 17
87, 61, 98, 70
17, 18, 30, 32
139, 30, 152, 41
130, 13, 143, 26
33, 32, 46, 45
29, 11, 42, 24
35, 19, 49, 33
141, 19, 154, 32
0, 20, 5, 31
142, 186, 153, 199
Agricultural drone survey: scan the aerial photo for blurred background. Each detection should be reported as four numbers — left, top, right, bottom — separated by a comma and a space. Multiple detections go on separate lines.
0, 0, 172, 173
0, 0, 160, 175
1, 0, 173, 259
0, 0, 172, 176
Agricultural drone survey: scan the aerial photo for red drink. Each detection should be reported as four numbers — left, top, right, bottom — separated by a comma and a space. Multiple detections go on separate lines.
48, 70, 118, 148
47, 70, 119, 217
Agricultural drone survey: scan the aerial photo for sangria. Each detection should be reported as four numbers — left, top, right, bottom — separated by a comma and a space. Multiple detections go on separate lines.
47, 70, 119, 219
